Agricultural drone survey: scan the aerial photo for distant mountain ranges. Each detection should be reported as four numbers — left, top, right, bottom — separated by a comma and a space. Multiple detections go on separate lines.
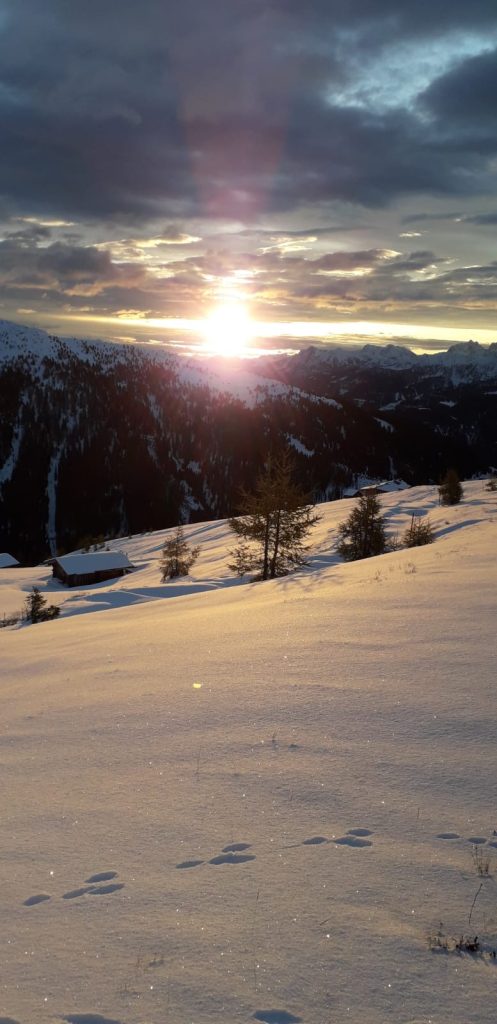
1, 320, 496, 563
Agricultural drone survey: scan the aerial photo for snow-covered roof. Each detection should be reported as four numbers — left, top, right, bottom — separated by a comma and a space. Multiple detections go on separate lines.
54, 551, 134, 574
0, 552, 20, 568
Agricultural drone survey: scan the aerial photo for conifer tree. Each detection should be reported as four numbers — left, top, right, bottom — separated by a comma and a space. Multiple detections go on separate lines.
24, 587, 60, 624
438, 469, 464, 506
402, 514, 434, 547
228, 452, 320, 580
336, 491, 387, 561
159, 526, 200, 580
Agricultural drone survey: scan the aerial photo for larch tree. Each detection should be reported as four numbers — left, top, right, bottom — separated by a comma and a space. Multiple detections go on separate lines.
229, 452, 320, 580
159, 526, 200, 580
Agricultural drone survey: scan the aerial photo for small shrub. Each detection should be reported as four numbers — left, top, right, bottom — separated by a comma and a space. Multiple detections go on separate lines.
485, 476, 497, 492
428, 923, 449, 951
24, 588, 60, 624
472, 845, 492, 877
0, 611, 22, 628
403, 514, 434, 547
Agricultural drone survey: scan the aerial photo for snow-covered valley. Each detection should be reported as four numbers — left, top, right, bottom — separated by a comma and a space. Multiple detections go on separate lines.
1, 482, 497, 1024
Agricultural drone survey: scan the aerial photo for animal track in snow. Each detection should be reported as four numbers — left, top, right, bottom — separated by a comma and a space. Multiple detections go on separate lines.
176, 841, 256, 868
253, 1011, 302, 1024
302, 836, 329, 845
25, 872, 124, 905
334, 828, 374, 848
63, 887, 94, 900
209, 852, 256, 865
62, 881, 124, 899
87, 883, 124, 896
0, 1017, 21, 1024
23, 893, 51, 906
85, 871, 117, 883
62, 1015, 126, 1024
436, 831, 497, 845
335, 836, 373, 848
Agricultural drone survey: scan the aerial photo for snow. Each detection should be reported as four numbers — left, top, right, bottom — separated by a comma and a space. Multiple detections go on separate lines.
374, 417, 395, 432
0, 413, 24, 486
46, 452, 62, 556
53, 551, 134, 575
285, 436, 315, 458
1, 481, 497, 1024
0, 552, 19, 568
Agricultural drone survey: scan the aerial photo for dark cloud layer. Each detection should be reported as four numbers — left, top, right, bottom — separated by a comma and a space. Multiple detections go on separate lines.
0, 0, 496, 224
0, 1, 497, 340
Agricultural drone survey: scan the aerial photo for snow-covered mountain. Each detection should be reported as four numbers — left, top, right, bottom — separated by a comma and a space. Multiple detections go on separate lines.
2, 481, 497, 1024
263, 338, 497, 377
1, 319, 496, 563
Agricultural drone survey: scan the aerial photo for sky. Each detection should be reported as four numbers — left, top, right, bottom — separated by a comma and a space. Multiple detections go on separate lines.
0, 0, 497, 354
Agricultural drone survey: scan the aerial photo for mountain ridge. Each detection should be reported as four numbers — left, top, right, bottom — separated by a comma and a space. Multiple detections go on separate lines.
1, 320, 496, 563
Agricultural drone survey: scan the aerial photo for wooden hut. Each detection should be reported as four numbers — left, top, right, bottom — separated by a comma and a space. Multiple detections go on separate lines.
51, 551, 134, 587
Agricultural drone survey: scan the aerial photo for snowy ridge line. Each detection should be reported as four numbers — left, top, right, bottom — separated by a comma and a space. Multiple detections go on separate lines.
1, 479, 495, 623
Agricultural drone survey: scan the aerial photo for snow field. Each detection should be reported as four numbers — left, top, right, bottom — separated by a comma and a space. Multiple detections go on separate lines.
1, 481, 496, 1024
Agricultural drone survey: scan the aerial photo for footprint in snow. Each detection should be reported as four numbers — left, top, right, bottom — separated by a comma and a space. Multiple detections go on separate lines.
23, 893, 51, 906
334, 828, 374, 848
87, 883, 124, 896
335, 836, 373, 848
62, 876, 124, 899
209, 852, 256, 865
177, 842, 255, 868
0, 1018, 21, 1024
302, 836, 329, 846
467, 837, 487, 845
63, 887, 95, 900
436, 832, 460, 840
62, 1015, 125, 1024
85, 871, 118, 883
253, 1011, 302, 1024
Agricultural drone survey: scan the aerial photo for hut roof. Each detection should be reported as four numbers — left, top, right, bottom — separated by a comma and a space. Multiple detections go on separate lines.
54, 551, 134, 575
0, 552, 20, 568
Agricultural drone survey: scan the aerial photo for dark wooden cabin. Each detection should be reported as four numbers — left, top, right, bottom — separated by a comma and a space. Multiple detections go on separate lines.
51, 551, 134, 587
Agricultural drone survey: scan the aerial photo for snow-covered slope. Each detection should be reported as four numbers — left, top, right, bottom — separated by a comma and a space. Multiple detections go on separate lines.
1, 482, 497, 1024
0, 318, 305, 408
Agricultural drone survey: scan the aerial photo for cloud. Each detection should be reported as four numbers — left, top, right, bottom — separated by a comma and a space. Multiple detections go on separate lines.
461, 212, 497, 225
0, 0, 495, 229
420, 47, 497, 127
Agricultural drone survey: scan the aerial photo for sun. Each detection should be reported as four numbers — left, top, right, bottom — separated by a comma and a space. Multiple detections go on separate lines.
201, 302, 255, 356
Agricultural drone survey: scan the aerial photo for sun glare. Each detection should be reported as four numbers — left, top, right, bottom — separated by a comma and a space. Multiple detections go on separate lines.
201, 303, 255, 356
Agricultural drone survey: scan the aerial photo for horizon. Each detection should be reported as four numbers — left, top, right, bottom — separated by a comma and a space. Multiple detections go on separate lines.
3, 312, 496, 360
